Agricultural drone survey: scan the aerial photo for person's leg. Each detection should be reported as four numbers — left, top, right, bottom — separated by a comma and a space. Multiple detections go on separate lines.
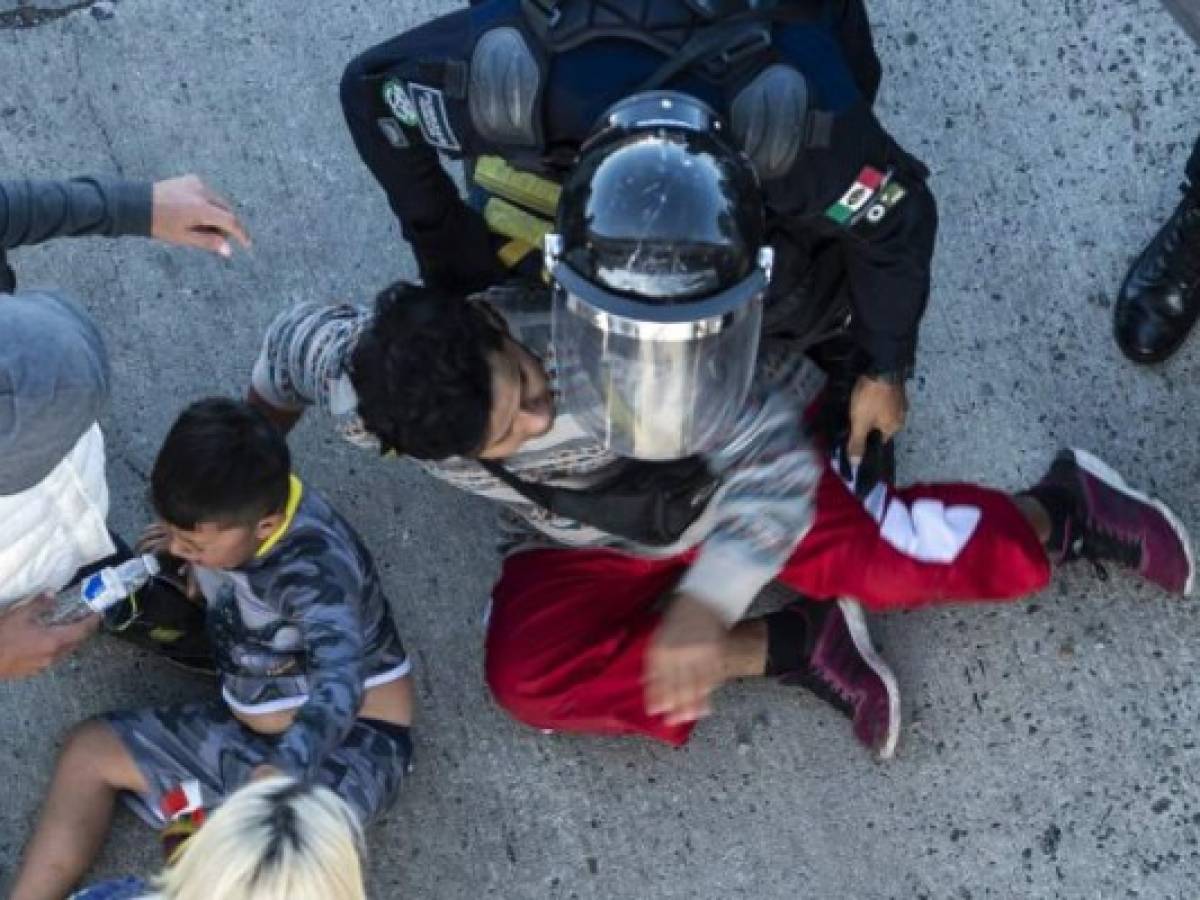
483, 548, 900, 753
485, 548, 761, 745
314, 719, 414, 826
777, 447, 1192, 611
9, 720, 149, 900
1113, 129, 1200, 363
775, 458, 1051, 610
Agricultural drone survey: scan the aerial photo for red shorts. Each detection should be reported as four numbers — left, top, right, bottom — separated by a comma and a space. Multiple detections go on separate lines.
485, 458, 1050, 745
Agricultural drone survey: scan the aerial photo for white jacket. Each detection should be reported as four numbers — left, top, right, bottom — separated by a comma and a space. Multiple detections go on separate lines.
0, 422, 115, 607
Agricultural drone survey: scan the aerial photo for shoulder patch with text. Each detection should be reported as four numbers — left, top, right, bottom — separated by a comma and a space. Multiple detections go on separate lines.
409, 83, 461, 152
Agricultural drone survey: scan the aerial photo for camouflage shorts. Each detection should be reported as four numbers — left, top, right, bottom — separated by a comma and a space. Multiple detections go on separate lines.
102, 701, 412, 827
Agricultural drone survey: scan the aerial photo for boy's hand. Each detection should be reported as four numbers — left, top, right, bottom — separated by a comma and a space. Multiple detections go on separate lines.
249, 764, 283, 783
151, 175, 251, 258
0, 595, 98, 680
644, 593, 727, 726
137, 524, 199, 600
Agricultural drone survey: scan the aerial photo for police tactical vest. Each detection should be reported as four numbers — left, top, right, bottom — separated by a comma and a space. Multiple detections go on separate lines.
459, 0, 838, 180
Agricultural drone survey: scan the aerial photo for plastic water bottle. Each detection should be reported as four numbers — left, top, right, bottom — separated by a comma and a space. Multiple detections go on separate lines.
45, 554, 161, 625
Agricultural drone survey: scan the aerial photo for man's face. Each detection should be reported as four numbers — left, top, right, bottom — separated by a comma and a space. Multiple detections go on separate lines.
475, 337, 555, 460
163, 517, 279, 569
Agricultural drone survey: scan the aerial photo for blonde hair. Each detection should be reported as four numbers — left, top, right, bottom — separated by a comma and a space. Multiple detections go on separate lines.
154, 777, 367, 900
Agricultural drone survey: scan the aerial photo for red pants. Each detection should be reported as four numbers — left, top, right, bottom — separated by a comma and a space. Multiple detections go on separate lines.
484, 460, 1051, 745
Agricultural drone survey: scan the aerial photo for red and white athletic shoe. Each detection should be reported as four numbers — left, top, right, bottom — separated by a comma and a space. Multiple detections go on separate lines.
1036, 448, 1195, 596
776, 598, 901, 760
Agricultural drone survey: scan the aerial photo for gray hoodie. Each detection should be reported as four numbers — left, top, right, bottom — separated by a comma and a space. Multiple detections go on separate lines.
0, 177, 150, 494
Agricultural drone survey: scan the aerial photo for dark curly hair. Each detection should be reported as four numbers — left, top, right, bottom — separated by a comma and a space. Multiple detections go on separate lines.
349, 281, 504, 460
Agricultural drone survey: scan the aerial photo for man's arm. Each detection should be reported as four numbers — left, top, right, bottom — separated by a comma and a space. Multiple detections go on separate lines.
839, 169, 935, 459
265, 538, 366, 780
0, 175, 248, 256
644, 383, 823, 723
842, 174, 938, 381
677, 386, 824, 625
771, 105, 938, 457
247, 302, 372, 441
0, 177, 150, 249
339, 12, 503, 293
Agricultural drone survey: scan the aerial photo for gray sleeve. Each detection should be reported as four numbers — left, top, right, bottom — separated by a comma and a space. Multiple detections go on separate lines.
677, 385, 823, 625
250, 302, 368, 415
0, 177, 153, 250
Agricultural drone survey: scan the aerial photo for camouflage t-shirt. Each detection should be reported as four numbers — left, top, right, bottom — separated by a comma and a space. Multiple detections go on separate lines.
192, 477, 408, 779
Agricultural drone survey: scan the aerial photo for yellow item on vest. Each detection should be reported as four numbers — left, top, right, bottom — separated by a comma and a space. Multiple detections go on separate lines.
498, 238, 538, 269
473, 156, 561, 217
483, 197, 554, 254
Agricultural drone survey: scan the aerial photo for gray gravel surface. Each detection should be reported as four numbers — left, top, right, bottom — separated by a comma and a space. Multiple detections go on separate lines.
1, 1, 1198, 897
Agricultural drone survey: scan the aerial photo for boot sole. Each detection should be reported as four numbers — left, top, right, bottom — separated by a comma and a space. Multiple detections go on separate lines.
1069, 448, 1196, 596
836, 598, 901, 760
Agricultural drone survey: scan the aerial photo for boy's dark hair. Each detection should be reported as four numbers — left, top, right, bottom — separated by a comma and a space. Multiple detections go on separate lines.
350, 281, 503, 460
151, 397, 291, 529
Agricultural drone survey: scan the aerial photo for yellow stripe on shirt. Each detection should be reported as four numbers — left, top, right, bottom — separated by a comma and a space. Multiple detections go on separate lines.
256, 474, 304, 558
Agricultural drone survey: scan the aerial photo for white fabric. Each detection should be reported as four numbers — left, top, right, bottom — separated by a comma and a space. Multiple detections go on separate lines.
878, 498, 982, 564
0, 423, 115, 607
840, 455, 981, 564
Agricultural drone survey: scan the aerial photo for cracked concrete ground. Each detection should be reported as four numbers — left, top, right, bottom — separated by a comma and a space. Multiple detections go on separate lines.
1, 1, 1200, 898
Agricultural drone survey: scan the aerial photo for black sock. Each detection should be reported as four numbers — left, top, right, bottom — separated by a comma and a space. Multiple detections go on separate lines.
1018, 484, 1076, 552
763, 607, 811, 677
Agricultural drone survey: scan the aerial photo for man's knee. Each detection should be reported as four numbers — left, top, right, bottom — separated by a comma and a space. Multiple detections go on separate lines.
483, 623, 557, 728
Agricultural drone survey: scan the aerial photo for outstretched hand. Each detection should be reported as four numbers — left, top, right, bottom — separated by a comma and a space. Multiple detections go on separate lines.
151, 175, 251, 258
0, 595, 98, 680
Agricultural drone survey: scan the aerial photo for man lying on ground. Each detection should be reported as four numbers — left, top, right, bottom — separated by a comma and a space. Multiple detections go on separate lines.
246, 279, 1193, 754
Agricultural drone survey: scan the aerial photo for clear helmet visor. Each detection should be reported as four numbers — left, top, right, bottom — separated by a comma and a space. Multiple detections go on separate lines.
549, 248, 770, 460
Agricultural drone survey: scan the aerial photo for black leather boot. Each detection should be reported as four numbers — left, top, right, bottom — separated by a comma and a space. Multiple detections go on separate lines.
1114, 183, 1200, 364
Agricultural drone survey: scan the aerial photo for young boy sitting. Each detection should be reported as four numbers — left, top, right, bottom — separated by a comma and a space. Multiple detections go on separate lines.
9, 398, 413, 900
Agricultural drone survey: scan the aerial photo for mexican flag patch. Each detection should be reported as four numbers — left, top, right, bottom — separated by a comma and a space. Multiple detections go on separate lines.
824, 166, 887, 225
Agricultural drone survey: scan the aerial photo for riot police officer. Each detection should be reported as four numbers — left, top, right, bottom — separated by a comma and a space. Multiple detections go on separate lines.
339, 0, 937, 460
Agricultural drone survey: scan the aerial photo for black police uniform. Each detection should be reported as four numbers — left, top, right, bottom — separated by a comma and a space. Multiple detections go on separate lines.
340, 0, 937, 383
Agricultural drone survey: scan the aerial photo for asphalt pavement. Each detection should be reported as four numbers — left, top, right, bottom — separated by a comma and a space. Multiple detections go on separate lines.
1, 1, 1199, 897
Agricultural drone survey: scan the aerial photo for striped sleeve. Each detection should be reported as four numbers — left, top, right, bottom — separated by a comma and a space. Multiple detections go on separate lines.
677, 385, 823, 625
250, 303, 366, 413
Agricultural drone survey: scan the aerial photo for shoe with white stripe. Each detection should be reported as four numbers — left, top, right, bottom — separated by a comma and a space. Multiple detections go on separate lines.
1038, 448, 1195, 596
776, 598, 901, 760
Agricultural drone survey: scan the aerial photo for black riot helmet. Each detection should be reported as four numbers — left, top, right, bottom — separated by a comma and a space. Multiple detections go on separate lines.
546, 91, 774, 460
555, 91, 767, 301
